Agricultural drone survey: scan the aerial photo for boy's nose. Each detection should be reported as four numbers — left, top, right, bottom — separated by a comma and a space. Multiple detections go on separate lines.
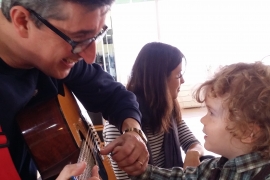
200, 115, 206, 125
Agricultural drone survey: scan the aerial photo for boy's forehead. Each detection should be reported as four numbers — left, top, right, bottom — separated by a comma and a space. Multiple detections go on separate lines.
205, 95, 226, 112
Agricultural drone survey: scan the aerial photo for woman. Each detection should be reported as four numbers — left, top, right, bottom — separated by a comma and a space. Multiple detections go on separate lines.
103, 42, 206, 179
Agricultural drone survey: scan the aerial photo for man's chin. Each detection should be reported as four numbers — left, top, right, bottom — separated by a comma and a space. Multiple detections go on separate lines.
49, 70, 70, 79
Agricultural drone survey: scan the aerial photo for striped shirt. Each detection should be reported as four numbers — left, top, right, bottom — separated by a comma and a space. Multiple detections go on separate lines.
131, 152, 270, 180
103, 120, 200, 180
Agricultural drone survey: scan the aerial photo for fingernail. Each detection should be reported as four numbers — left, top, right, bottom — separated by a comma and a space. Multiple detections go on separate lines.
77, 161, 85, 167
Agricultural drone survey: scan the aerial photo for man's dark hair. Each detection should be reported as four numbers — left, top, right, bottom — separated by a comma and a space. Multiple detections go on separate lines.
1, 0, 114, 26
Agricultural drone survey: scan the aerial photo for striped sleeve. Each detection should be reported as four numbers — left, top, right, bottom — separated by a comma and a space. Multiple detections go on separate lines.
178, 120, 201, 152
103, 121, 131, 180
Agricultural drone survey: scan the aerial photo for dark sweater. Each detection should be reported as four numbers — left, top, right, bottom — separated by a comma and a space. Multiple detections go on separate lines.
0, 59, 141, 179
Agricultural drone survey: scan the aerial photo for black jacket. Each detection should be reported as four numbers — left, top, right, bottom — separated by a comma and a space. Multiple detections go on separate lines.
0, 59, 141, 179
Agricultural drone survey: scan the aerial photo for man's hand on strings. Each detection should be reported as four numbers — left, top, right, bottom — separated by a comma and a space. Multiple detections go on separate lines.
100, 118, 149, 176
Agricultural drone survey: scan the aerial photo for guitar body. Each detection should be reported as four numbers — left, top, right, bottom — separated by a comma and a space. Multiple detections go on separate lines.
16, 86, 116, 180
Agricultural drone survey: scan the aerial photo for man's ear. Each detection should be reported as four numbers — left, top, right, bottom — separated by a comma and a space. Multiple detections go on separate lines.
9, 6, 32, 38
241, 123, 261, 143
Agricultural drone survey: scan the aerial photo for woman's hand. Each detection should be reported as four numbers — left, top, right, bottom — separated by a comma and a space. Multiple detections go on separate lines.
56, 162, 100, 180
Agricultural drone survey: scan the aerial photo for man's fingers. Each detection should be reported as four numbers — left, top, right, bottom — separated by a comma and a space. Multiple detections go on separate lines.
100, 136, 122, 155
119, 159, 148, 176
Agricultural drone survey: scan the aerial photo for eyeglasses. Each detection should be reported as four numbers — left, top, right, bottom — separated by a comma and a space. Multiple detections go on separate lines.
28, 9, 108, 54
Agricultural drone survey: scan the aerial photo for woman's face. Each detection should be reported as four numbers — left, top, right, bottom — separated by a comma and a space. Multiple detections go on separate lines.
167, 62, 185, 99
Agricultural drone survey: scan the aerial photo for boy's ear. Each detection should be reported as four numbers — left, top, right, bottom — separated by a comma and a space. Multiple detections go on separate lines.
9, 6, 31, 38
241, 124, 260, 143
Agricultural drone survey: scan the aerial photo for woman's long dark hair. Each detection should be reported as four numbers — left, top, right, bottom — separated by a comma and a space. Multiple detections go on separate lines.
127, 42, 185, 133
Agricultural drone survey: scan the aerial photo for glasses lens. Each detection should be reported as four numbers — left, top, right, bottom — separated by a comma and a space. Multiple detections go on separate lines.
95, 29, 108, 43
72, 26, 108, 54
73, 46, 83, 54
73, 38, 95, 54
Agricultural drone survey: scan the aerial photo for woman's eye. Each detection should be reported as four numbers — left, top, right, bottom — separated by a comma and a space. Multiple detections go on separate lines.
176, 73, 183, 79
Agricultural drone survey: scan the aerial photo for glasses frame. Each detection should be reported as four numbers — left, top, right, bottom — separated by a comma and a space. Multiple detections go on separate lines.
28, 9, 108, 54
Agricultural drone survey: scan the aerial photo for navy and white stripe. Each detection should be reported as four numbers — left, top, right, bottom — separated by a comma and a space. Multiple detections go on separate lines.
103, 120, 200, 180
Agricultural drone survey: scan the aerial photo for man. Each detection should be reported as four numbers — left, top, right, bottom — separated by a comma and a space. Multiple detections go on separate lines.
0, 0, 148, 179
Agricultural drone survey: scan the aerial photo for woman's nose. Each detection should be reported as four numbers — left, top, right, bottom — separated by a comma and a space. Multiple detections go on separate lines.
181, 77, 185, 84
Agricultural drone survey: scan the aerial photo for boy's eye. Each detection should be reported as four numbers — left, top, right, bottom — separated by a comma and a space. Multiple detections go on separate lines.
208, 110, 214, 116
207, 108, 213, 115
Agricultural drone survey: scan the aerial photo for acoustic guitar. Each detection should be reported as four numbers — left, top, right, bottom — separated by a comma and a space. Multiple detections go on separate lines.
16, 85, 116, 180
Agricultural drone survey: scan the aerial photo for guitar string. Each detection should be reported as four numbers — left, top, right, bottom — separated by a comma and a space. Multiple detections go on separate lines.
77, 140, 88, 180
84, 127, 96, 179
76, 127, 92, 179
77, 124, 103, 180
85, 127, 97, 179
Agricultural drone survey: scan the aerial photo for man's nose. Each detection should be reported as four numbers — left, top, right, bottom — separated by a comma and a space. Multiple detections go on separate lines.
78, 42, 97, 64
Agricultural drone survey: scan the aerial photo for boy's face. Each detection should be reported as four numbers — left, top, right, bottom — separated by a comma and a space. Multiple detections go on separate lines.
200, 94, 252, 159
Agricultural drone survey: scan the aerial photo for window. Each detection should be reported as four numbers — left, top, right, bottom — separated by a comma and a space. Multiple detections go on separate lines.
112, 0, 270, 84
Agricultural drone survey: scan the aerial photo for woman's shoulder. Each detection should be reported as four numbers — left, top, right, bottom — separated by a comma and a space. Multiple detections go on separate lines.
135, 95, 151, 123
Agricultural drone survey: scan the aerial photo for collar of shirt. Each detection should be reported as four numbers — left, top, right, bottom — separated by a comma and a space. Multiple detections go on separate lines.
222, 152, 270, 173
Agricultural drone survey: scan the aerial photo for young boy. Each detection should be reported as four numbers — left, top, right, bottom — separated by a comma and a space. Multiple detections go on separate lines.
131, 61, 270, 180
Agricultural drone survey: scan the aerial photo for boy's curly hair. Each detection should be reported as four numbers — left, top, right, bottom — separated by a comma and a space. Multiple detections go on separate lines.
194, 61, 270, 158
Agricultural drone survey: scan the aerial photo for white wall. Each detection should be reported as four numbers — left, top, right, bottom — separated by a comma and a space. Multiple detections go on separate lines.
158, 0, 270, 83
111, 0, 270, 85
111, 1, 159, 84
